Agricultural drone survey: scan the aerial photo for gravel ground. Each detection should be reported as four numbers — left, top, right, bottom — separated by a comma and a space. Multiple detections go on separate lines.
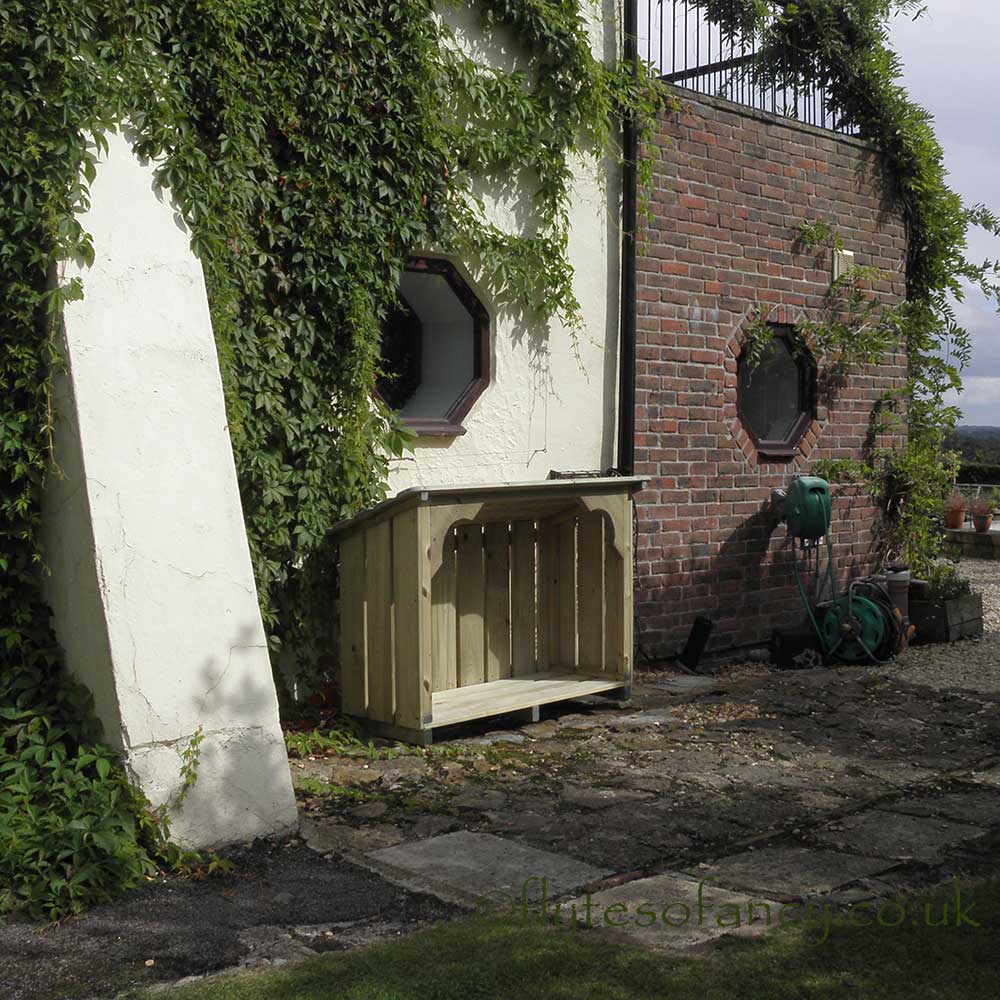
879, 559, 1000, 693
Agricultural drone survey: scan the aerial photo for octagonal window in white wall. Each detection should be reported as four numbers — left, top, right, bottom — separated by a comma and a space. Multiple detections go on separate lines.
376, 257, 490, 437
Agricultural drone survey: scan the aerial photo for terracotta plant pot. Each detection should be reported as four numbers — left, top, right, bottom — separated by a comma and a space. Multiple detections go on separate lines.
973, 512, 993, 533
944, 507, 967, 529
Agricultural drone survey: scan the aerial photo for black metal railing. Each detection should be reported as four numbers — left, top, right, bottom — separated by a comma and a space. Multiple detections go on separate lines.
638, 0, 854, 134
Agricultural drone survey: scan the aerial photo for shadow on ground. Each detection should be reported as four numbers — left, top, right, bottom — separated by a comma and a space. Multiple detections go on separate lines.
0, 841, 454, 1000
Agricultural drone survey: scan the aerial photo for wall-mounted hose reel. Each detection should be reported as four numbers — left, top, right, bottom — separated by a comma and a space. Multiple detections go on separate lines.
781, 476, 902, 665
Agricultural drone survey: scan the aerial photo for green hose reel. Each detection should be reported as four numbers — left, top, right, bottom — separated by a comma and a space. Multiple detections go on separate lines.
819, 594, 888, 662
785, 476, 832, 541
783, 475, 899, 665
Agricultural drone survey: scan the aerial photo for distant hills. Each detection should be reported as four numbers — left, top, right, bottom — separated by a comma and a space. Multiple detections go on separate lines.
955, 425, 1000, 437
948, 426, 1000, 482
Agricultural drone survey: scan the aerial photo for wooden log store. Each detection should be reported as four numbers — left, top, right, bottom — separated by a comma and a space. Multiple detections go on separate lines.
331, 477, 644, 743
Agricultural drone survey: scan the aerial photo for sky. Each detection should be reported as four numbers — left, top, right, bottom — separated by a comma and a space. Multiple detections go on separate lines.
890, 1, 1000, 425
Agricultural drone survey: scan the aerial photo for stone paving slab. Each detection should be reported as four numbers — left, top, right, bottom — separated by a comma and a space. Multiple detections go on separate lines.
814, 809, 987, 863
650, 676, 719, 695
563, 874, 779, 951
884, 788, 1000, 827
845, 759, 936, 788
968, 764, 1000, 789
367, 831, 611, 908
689, 846, 894, 899
301, 816, 405, 855
560, 785, 654, 811
609, 709, 677, 729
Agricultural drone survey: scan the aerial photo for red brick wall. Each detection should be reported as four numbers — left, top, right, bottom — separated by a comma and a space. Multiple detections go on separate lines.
634, 91, 908, 658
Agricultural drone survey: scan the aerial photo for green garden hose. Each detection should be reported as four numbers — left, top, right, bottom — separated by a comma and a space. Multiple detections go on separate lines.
787, 484, 900, 665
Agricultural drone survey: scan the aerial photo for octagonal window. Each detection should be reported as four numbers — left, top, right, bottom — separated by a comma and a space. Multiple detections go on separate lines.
376, 257, 490, 437
737, 324, 816, 458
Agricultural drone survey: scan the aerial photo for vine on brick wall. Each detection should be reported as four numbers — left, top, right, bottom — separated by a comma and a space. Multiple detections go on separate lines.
695, 0, 1000, 575
1, 1, 663, 917
741, 219, 901, 377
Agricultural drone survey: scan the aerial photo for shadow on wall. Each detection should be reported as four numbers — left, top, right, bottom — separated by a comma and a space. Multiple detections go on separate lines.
135, 623, 297, 849
854, 147, 899, 225
713, 503, 786, 597
702, 489, 877, 649
703, 503, 803, 643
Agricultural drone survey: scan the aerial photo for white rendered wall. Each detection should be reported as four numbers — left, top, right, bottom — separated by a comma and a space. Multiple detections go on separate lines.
387, 2, 621, 491
42, 131, 297, 848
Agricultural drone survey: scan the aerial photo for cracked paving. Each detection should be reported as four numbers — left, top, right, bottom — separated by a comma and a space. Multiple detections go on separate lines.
294, 658, 1000, 927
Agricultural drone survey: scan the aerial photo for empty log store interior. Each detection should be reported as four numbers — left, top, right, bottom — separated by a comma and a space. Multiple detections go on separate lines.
332, 479, 643, 742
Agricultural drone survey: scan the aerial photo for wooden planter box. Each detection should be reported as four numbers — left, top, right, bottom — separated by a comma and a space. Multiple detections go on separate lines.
910, 593, 983, 645
331, 478, 644, 743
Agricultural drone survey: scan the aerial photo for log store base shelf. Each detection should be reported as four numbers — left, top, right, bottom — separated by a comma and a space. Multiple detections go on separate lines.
432, 672, 625, 729
331, 478, 644, 745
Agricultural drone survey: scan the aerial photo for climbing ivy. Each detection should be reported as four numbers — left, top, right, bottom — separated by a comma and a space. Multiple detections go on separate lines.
1, 1, 663, 916
694, 0, 1000, 574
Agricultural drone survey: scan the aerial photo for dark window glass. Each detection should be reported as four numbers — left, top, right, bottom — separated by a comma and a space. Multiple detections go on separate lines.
376, 295, 422, 411
737, 327, 815, 455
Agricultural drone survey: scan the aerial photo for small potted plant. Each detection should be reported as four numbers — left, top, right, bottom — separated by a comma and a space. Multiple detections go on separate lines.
944, 491, 968, 529
971, 494, 994, 533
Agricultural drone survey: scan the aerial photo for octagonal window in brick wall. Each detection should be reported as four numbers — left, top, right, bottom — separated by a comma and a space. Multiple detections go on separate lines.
375, 257, 490, 437
737, 324, 816, 459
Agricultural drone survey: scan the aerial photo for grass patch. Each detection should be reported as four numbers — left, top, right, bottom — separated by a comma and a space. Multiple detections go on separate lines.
141, 879, 998, 999
284, 721, 389, 761
291, 775, 368, 801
